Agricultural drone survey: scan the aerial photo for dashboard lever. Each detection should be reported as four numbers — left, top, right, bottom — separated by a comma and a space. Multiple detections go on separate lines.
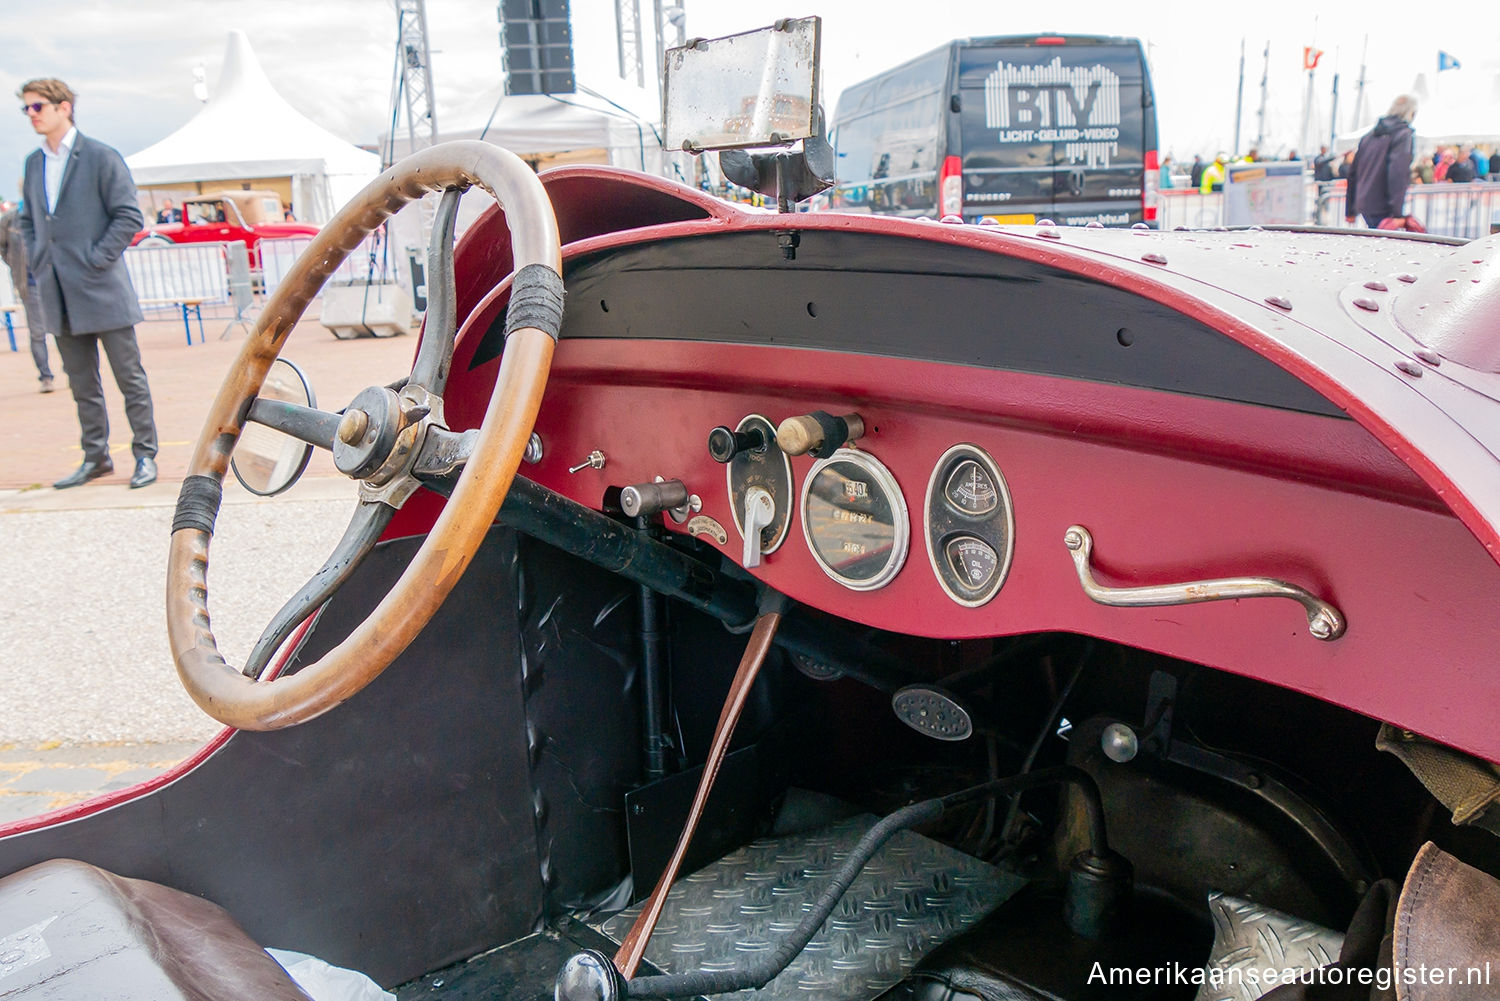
741, 487, 775, 568
776, 411, 865, 457
1063, 525, 1346, 641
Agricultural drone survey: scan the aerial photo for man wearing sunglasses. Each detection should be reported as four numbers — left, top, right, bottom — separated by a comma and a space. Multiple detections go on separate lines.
18, 78, 157, 489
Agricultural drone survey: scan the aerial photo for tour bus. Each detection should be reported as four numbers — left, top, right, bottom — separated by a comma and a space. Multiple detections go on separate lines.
831, 33, 1160, 226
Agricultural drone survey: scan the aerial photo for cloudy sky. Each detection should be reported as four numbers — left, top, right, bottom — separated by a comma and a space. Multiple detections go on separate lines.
2, 0, 1495, 197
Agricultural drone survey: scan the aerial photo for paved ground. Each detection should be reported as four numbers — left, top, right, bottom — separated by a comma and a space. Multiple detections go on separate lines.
0, 312, 418, 823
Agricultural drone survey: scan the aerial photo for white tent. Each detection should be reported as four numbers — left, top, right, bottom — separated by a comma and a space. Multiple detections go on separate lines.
1335, 67, 1500, 151
127, 30, 379, 224
382, 86, 667, 176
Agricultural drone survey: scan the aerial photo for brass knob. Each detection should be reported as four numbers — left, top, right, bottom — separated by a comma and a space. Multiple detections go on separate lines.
338, 408, 371, 445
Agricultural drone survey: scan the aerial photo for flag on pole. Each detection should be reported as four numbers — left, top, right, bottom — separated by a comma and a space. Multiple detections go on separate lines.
1303, 46, 1324, 71
1438, 51, 1462, 71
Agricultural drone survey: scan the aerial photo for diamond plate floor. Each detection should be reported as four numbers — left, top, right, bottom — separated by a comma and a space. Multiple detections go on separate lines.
600, 815, 1025, 1001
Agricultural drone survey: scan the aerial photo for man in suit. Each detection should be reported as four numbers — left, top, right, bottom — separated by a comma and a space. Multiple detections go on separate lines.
18, 78, 157, 489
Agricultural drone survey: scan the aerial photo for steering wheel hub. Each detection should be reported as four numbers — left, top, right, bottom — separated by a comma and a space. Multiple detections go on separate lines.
333, 386, 406, 479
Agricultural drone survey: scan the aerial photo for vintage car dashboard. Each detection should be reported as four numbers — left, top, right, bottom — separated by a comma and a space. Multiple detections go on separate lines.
388, 177, 1500, 763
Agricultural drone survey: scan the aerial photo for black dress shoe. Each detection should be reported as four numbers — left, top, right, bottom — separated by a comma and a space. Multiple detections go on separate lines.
54, 459, 113, 489
129, 456, 158, 490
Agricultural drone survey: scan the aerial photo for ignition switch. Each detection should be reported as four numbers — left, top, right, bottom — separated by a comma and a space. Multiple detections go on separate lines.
776, 411, 865, 457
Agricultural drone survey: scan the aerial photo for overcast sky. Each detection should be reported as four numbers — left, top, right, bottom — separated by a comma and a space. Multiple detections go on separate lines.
2, 0, 1495, 198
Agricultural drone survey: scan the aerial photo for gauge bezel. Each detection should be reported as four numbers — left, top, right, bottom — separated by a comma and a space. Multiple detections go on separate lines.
726, 414, 792, 557
924, 443, 1015, 607
800, 447, 910, 591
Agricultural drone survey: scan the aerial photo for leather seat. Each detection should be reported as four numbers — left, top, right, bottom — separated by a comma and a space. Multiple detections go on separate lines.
0, 858, 309, 1000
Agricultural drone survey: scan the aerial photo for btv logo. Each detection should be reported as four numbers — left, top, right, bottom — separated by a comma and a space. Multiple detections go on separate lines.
984, 57, 1122, 129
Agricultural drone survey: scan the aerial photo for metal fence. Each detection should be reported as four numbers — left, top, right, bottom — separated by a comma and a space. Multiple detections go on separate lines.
259, 233, 394, 299
1163, 178, 1500, 239
1315, 182, 1500, 240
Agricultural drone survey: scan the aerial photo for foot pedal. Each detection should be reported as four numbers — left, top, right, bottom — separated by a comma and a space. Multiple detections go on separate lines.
892, 685, 974, 741
598, 816, 1024, 1001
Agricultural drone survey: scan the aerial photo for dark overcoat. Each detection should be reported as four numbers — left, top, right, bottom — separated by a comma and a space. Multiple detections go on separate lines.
19, 132, 144, 334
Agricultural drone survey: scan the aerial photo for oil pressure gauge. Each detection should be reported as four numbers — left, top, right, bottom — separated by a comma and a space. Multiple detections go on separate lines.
925, 444, 1014, 607
801, 449, 910, 591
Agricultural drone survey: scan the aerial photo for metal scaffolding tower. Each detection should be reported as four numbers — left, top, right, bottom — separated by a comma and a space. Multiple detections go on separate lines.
616, 0, 644, 88
389, 0, 439, 169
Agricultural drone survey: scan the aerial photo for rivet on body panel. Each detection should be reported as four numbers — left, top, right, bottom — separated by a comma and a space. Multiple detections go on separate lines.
1395, 359, 1424, 377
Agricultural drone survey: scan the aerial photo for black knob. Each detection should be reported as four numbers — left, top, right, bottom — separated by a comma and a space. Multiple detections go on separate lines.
708, 425, 767, 463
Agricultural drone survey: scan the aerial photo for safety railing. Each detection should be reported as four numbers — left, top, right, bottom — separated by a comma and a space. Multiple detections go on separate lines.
1165, 177, 1500, 240
1317, 181, 1500, 240
259, 233, 390, 299
123, 241, 256, 342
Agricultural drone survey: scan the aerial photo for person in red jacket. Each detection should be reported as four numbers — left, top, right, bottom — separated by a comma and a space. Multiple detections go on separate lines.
1345, 95, 1417, 228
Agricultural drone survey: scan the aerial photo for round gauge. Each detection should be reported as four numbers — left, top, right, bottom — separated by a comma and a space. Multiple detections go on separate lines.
924, 444, 1014, 607
944, 460, 999, 516
800, 448, 910, 591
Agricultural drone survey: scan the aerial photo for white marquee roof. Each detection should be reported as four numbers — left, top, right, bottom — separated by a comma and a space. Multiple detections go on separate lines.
127, 30, 379, 189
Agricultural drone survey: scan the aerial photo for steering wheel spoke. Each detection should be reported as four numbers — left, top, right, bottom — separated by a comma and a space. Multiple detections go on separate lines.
245, 397, 342, 451
408, 187, 463, 397
242, 501, 397, 679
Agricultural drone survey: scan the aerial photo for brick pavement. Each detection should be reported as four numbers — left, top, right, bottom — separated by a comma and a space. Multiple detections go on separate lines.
0, 741, 205, 824
0, 307, 419, 829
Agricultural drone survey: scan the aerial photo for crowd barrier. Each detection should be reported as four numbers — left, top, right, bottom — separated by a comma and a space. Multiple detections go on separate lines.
1161, 178, 1500, 240
259, 234, 389, 299
1315, 182, 1500, 240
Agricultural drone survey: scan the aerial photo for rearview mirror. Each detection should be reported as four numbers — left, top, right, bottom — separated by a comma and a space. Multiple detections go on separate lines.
663, 17, 820, 153
231, 358, 316, 497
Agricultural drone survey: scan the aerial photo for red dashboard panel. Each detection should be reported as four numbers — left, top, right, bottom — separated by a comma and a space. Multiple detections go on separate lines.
489, 338, 1500, 762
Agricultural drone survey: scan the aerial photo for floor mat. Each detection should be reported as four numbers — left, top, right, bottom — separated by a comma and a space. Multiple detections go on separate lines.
599, 815, 1025, 1001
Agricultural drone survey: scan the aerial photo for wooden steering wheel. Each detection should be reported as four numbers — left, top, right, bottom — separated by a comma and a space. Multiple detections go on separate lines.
168, 141, 562, 731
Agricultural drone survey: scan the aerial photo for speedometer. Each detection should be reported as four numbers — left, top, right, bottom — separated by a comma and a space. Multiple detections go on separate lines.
800, 449, 909, 591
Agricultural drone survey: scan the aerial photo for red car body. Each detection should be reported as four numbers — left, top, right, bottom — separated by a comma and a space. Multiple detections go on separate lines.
133, 189, 319, 266
3, 160, 1500, 1000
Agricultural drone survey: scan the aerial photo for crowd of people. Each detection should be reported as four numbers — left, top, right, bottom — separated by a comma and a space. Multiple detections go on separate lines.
1158, 123, 1494, 195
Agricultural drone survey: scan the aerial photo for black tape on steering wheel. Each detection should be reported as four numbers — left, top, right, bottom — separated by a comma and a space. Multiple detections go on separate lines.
505, 263, 565, 341
172, 475, 224, 536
